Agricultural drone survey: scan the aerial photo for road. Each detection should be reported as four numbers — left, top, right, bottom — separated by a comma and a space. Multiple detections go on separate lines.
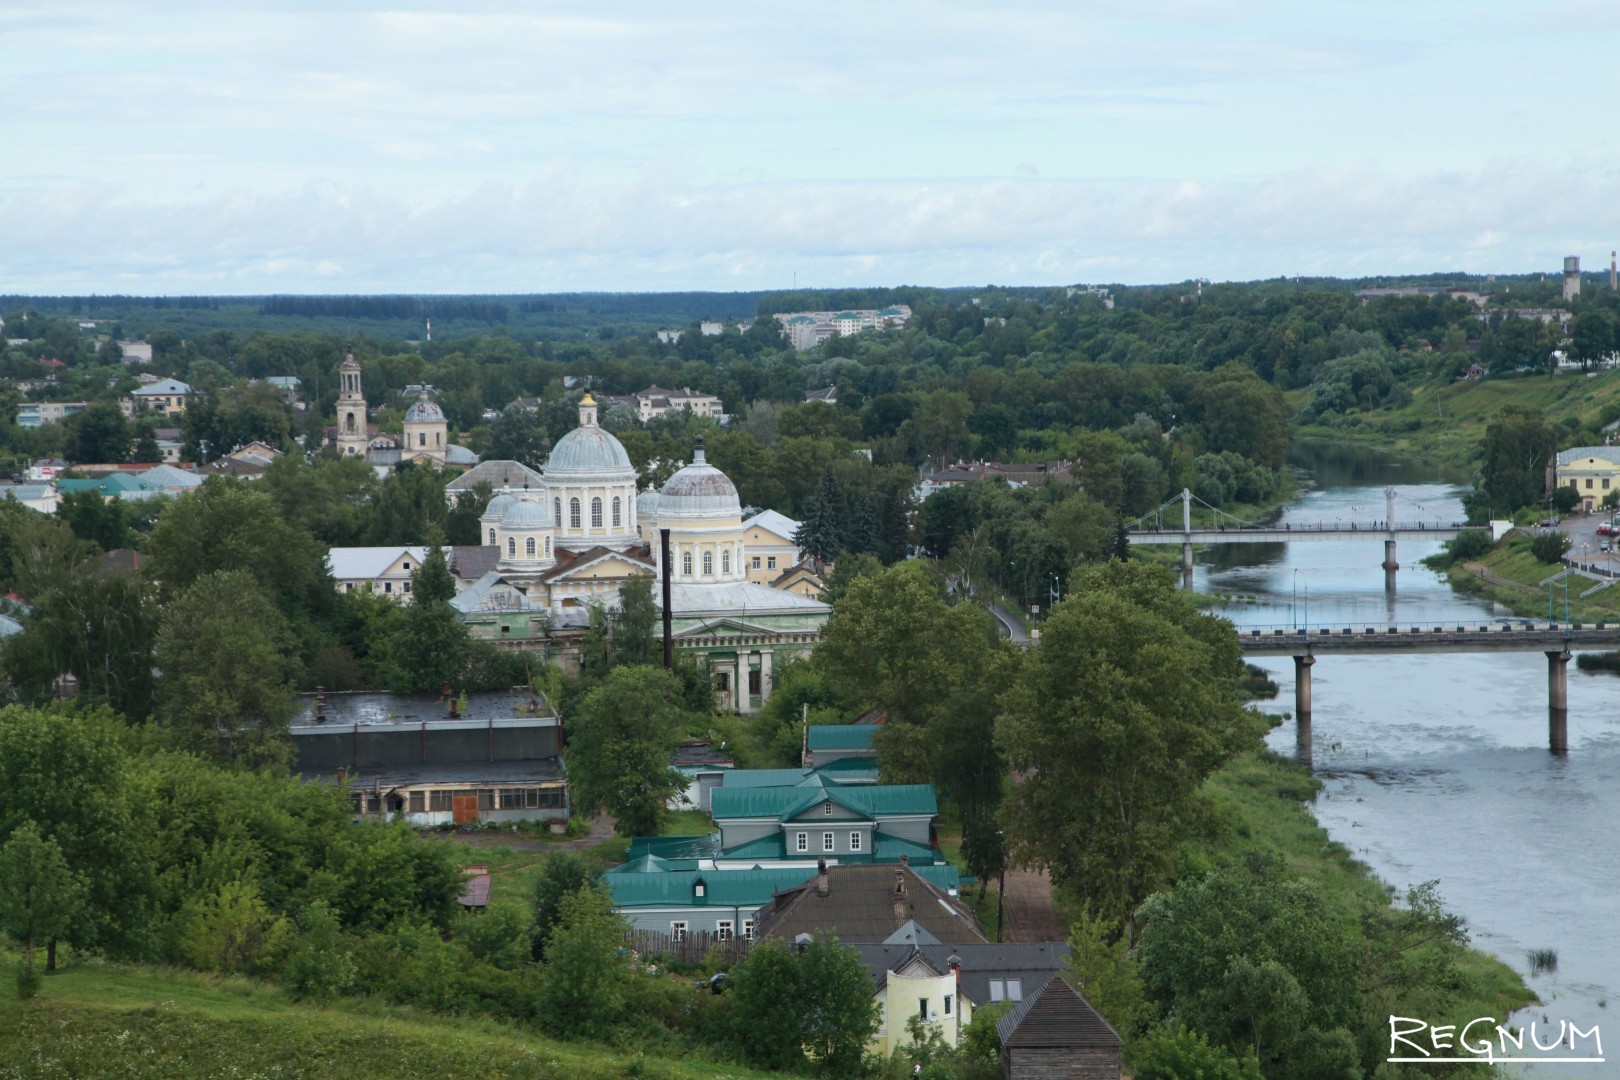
989, 598, 1030, 644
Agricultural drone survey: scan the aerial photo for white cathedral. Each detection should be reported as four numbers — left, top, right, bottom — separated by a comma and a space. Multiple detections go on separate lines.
445, 392, 828, 713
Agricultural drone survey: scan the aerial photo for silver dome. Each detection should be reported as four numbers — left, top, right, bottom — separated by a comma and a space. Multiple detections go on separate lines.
635, 489, 661, 521
405, 397, 445, 423
501, 498, 553, 529
546, 425, 633, 475
658, 440, 739, 519
481, 493, 516, 522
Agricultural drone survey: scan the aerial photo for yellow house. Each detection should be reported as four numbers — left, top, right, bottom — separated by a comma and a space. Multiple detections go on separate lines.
127, 377, 191, 417
741, 509, 804, 585
872, 952, 966, 1055
1556, 447, 1620, 512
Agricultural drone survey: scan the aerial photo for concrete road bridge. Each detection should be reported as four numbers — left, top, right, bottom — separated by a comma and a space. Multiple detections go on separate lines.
1241, 621, 1620, 758
1125, 487, 1491, 588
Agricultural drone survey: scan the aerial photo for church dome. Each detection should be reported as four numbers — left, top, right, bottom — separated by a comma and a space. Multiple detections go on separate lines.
481, 493, 516, 522
636, 488, 661, 522
501, 498, 553, 529
547, 425, 633, 474
405, 396, 445, 423
658, 437, 740, 519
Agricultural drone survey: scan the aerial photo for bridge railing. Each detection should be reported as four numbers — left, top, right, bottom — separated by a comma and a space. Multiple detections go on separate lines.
1234, 621, 1606, 637
1128, 521, 1475, 534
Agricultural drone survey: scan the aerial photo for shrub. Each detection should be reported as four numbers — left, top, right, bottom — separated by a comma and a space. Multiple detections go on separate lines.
282, 900, 356, 1002
1530, 531, 1571, 564
15, 960, 40, 1001
1447, 529, 1494, 562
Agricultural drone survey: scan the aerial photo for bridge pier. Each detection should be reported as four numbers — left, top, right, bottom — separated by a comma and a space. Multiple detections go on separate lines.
1181, 541, 1194, 589
1383, 538, 1399, 591
1293, 652, 1315, 765
1547, 648, 1571, 754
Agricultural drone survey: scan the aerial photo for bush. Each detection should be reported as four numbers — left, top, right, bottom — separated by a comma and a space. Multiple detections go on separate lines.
1446, 529, 1494, 562
15, 960, 40, 1000
1530, 531, 1571, 564
282, 901, 356, 1002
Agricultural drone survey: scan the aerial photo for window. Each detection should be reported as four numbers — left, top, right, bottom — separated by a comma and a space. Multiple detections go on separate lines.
403, 581, 412, 593
796, 832, 808, 852
429, 790, 454, 811
408, 791, 425, 813
383, 581, 393, 593
823, 831, 834, 852
612, 496, 621, 527
702, 552, 713, 575
850, 831, 862, 851
501, 625, 511, 634
507, 538, 516, 557
919, 998, 929, 1020
944, 994, 953, 1016
536, 790, 565, 808
1006, 979, 1023, 1002
345, 582, 353, 591
824, 801, 834, 815
525, 537, 536, 557
722, 551, 731, 574
499, 788, 526, 809
402, 561, 411, 571
591, 497, 603, 527
742, 919, 755, 941
1588, 479, 1595, 489
749, 669, 762, 696
554, 498, 562, 526
487, 528, 496, 546
477, 789, 496, 810
716, 672, 730, 692
670, 921, 687, 943
716, 920, 733, 941
694, 881, 706, 898
682, 552, 693, 576
1607, 479, 1613, 490
989, 980, 1005, 1003
752, 556, 760, 570
569, 498, 581, 528
767, 556, 777, 570
418, 432, 426, 447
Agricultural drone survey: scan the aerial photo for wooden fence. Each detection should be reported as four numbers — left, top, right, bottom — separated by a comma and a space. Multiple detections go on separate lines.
625, 928, 751, 966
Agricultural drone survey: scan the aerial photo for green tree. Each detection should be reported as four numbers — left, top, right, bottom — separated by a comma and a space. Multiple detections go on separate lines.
530, 851, 603, 960
565, 665, 688, 837
1194, 364, 1290, 469
483, 402, 549, 467
155, 570, 300, 766
535, 884, 631, 1040
260, 453, 377, 546
1530, 530, 1570, 564
729, 934, 879, 1076
611, 575, 658, 668
1475, 404, 1558, 515
0, 823, 84, 978
1065, 908, 1151, 1039
55, 487, 135, 550
1133, 858, 1363, 1079
996, 561, 1262, 940
390, 545, 469, 693
1570, 309, 1616, 370
412, 539, 457, 605
282, 900, 357, 1002
1130, 1027, 1264, 1080
446, 482, 492, 546
794, 469, 849, 563
365, 462, 450, 544
65, 401, 132, 463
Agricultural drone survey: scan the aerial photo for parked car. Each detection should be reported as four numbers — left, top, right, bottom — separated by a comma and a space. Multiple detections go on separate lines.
1598, 523, 1615, 536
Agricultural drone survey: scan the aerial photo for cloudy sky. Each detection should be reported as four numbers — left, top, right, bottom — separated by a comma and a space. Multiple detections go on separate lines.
3, 1, 1618, 294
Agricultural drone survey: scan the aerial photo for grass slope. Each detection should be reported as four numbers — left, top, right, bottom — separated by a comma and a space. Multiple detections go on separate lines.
0, 963, 773, 1080
1296, 367, 1620, 470
1439, 535, 1620, 623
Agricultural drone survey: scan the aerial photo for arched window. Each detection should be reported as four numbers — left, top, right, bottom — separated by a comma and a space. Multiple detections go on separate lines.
569, 498, 581, 529
612, 496, 621, 527
507, 538, 516, 557
525, 537, 536, 557
554, 498, 562, 526
703, 551, 713, 576
682, 552, 693, 576
591, 497, 603, 528
544, 536, 552, 556
487, 528, 496, 546
722, 551, 731, 574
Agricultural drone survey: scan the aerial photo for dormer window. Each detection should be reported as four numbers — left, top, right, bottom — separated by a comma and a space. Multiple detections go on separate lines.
693, 879, 706, 898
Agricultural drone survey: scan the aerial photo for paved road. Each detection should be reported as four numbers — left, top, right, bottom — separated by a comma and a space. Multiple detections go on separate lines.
989, 598, 1030, 644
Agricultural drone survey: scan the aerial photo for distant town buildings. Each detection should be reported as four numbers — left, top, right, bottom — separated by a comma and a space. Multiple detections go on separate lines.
328, 351, 477, 473
628, 386, 724, 422
775, 305, 911, 351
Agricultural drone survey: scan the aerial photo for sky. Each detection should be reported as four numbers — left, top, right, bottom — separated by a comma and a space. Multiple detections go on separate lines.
3, 0, 1619, 295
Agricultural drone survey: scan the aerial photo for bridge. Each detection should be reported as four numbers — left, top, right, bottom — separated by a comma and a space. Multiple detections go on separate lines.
1240, 621, 1620, 758
1125, 487, 1491, 588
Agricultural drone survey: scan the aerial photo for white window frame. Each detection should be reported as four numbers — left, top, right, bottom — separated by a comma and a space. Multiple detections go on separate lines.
824, 801, 834, 815
716, 920, 733, 941
823, 831, 834, 852
742, 919, 755, 941
989, 980, 1005, 1003
796, 832, 808, 852
850, 830, 861, 852
590, 497, 603, 528
670, 921, 687, 943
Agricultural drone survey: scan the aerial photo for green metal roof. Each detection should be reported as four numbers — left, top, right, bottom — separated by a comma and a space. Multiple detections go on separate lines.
719, 768, 813, 789
711, 780, 936, 822
57, 474, 146, 495
624, 833, 721, 862
815, 758, 880, 780
717, 834, 785, 861
806, 725, 878, 751
608, 867, 816, 909
873, 833, 939, 862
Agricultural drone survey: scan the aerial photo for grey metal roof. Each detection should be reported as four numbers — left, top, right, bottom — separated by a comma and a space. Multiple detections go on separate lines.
995, 975, 1123, 1051
854, 942, 1070, 1007
1557, 446, 1620, 467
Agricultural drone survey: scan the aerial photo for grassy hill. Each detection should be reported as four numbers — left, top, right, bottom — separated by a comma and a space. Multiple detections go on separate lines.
0, 961, 776, 1080
1296, 367, 1620, 471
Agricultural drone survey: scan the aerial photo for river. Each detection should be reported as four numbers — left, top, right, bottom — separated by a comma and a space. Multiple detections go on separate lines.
1199, 444, 1617, 1078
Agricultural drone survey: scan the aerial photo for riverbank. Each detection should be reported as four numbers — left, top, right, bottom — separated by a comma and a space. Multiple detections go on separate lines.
1196, 752, 1536, 1051
1293, 367, 1620, 471
1433, 533, 1620, 624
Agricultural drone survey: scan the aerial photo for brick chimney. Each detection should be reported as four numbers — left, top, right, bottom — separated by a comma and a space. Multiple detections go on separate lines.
892, 861, 910, 925
314, 685, 326, 723
816, 857, 829, 897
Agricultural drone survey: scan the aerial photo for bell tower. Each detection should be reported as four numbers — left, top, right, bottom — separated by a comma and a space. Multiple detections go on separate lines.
335, 348, 368, 458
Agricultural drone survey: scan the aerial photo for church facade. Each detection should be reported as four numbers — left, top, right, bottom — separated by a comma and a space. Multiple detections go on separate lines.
452, 394, 830, 713
331, 352, 477, 471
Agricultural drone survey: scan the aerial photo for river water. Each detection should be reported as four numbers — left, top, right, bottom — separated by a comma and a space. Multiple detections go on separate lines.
1198, 445, 1618, 1078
